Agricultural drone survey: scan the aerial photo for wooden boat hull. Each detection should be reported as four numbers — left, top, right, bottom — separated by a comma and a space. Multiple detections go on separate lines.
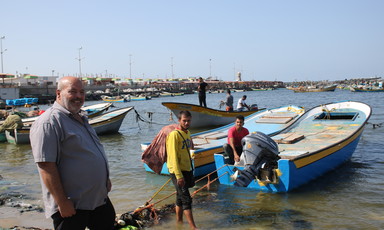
5, 128, 31, 144
0, 132, 7, 142
102, 98, 129, 103
82, 102, 113, 118
144, 105, 305, 177
351, 87, 384, 92
6, 107, 133, 144
89, 107, 133, 135
291, 85, 337, 93
214, 101, 371, 192
162, 102, 263, 129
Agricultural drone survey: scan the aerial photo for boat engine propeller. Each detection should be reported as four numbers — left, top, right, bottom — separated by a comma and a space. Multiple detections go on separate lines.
234, 132, 280, 187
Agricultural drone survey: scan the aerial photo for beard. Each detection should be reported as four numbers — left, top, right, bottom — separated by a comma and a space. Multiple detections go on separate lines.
61, 97, 84, 114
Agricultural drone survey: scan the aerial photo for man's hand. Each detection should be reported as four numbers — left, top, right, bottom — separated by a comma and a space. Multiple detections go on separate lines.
57, 198, 76, 218
107, 178, 112, 192
234, 152, 240, 162
177, 178, 185, 188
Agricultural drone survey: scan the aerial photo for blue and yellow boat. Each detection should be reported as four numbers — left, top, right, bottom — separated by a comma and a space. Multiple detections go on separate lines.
214, 101, 372, 192
143, 105, 305, 177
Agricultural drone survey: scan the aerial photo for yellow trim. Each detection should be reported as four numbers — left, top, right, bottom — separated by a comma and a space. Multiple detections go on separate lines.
164, 103, 256, 118
293, 127, 364, 168
193, 147, 223, 167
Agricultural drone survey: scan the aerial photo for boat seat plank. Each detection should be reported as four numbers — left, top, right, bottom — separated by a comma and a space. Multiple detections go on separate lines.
256, 117, 294, 124
262, 113, 298, 119
274, 133, 305, 144
194, 131, 227, 140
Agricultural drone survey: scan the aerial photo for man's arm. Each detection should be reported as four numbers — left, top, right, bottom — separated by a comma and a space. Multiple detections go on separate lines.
37, 162, 76, 217
229, 137, 240, 162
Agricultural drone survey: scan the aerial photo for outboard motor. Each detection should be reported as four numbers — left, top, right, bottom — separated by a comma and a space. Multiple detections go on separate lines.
249, 104, 258, 111
234, 132, 280, 187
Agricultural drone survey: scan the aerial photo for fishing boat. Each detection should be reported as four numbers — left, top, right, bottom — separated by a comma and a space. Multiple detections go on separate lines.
82, 102, 113, 118
5, 106, 133, 144
130, 95, 151, 101
4, 128, 30, 144
214, 101, 371, 192
290, 85, 337, 93
143, 105, 305, 177
350, 87, 384, 92
89, 106, 133, 135
102, 95, 130, 103
0, 132, 7, 142
162, 102, 264, 129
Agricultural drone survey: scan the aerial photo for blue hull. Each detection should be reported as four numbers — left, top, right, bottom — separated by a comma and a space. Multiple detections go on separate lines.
214, 101, 371, 192
144, 161, 215, 178
215, 132, 362, 192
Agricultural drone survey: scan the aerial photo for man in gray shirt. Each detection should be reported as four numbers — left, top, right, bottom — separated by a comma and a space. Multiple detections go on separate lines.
30, 76, 115, 230
223, 89, 234, 111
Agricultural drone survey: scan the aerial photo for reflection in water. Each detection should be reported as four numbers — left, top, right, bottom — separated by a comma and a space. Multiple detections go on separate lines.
1, 89, 384, 229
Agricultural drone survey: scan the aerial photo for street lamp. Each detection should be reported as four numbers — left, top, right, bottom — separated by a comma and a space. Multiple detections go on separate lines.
129, 54, 132, 79
171, 57, 174, 78
76, 47, 83, 79
209, 59, 212, 78
1, 36, 6, 73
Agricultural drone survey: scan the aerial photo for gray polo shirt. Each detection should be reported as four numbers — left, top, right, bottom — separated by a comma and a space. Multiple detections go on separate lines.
30, 102, 110, 218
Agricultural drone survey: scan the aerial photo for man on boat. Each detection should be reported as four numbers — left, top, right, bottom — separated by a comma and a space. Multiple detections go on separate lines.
222, 89, 234, 111
197, 77, 208, 108
236, 95, 250, 111
223, 115, 249, 164
30, 76, 116, 230
166, 110, 198, 230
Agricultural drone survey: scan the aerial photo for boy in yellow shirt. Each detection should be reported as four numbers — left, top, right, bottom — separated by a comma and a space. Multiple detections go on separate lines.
166, 110, 198, 230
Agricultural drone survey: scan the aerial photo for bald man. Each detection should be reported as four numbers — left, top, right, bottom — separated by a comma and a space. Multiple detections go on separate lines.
30, 76, 115, 230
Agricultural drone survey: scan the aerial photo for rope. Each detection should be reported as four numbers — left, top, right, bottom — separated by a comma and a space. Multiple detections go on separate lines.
191, 172, 228, 198
144, 178, 172, 206
366, 121, 383, 129
134, 164, 229, 214
133, 108, 170, 126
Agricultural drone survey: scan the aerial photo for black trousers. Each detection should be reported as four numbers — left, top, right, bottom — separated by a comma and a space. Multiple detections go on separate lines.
170, 174, 192, 210
51, 197, 116, 230
198, 93, 207, 107
223, 143, 243, 165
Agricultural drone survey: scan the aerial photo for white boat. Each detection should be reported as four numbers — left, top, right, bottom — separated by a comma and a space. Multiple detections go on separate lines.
5, 106, 133, 144
162, 102, 263, 129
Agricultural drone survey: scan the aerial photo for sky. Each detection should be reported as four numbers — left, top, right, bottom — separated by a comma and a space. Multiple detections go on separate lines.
1, 0, 383, 82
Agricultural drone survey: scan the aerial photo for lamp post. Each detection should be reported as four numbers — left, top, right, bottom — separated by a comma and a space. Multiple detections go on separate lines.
1, 36, 6, 73
209, 58, 212, 78
76, 47, 83, 79
171, 57, 174, 78
129, 54, 132, 79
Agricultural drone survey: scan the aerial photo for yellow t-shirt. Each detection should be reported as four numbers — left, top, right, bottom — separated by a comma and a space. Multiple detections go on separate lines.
166, 129, 193, 179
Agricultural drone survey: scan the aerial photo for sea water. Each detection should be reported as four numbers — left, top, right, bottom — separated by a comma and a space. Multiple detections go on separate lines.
0, 89, 383, 229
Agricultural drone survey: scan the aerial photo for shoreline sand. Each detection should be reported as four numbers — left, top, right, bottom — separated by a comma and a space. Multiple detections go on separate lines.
0, 206, 51, 230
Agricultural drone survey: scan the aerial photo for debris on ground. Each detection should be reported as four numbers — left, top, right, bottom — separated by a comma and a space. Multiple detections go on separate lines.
0, 193, 44, 213
114, 204, 175, 229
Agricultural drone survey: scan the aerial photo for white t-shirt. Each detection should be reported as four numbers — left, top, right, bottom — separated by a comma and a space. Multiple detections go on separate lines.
237, 98, 246, 110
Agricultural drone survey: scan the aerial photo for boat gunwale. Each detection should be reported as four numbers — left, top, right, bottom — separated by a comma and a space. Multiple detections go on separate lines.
277, 101, 372, 167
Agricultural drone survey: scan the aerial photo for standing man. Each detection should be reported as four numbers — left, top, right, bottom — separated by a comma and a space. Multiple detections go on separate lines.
223, 115, 249, 164
222, 89, 234, 111
30, 76, 116, 230
236, 95, 250, 111
197, 77, 208, 107
166, 110, 198, 230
